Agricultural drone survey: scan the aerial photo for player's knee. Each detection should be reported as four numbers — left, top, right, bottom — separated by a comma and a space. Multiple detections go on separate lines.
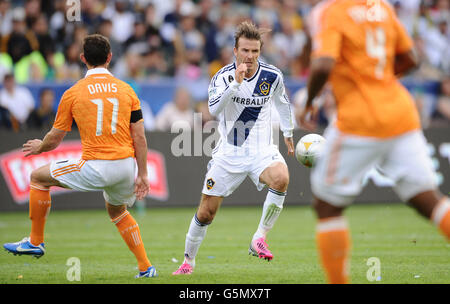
196, 209, 215, 224
313, 197, 344, 219
269, 173, 289, 192
30, 168, 44, 185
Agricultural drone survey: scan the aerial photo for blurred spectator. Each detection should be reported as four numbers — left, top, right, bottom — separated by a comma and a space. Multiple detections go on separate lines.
208, 46, 233, 78
0, 103, 11, 129
155, 86, 194, 131
81, 0, 104, 33
0, 73, 35, 131
143, 48, 169, 78
32, 14, 55, 61
102, 0, 135, 43
2, 7, 37, 64
250, 0, 279, 29
24, 0, 41, 29
0, 0, 13, 36
196, 0, 218, 62
113, 50, 145, 80
49, 0, 67, 48
272, 17, 307, 75
60, 42, 83, 81
124, 17, 148, 54
26, 88, 56, 130
0, 52, 13, 81
96, 18, 122, 68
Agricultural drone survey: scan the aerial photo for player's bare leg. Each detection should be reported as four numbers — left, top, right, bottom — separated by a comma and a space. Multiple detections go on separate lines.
106, 202, 156, 278
3, 164, 62, 257
408, 190, 450, 239
173, 194, 223, 275
313, 198, 350, 284
250, 162, 289, 261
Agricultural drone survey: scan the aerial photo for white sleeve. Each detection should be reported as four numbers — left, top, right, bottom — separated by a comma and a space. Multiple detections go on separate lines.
273, 75, 294, 138
208, 72, 240, 117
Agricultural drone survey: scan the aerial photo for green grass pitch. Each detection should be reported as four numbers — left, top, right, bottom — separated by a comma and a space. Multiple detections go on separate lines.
0, 204, 448, 284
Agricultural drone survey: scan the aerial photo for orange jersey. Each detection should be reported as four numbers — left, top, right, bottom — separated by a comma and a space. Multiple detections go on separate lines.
310, 0, 421, 138
53, 68, 142, 160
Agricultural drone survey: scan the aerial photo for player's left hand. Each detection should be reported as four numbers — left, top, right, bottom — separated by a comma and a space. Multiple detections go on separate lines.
22, 139, 43, 157
297, 105, 318, 131
134, 175, 150, 200
284, 137, 295, 156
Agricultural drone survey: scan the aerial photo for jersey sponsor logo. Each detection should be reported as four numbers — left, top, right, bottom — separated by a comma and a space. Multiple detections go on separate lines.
231, 96, 270, 106
0, 141, 169, 204
206, 178, 215, 190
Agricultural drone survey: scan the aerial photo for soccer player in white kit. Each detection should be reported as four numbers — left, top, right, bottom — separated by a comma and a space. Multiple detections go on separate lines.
173, 21, 295, 275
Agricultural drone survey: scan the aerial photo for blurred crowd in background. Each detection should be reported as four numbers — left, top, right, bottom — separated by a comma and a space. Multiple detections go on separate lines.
0, 0, 449, 133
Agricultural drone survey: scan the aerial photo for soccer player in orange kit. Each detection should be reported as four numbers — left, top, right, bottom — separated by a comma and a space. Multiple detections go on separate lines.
3, 34, 157, 278
298, 0, 450, 284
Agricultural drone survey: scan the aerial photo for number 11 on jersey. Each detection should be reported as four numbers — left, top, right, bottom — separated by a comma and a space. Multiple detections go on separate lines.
90, 97, 119, 136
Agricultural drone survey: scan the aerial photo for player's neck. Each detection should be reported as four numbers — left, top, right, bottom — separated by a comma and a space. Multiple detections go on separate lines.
86, 64, 109, 71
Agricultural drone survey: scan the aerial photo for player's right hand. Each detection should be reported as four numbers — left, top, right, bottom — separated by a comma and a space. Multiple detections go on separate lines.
235, 63, 247, 84
22, 139, 43, 157
134, 175, 150, 201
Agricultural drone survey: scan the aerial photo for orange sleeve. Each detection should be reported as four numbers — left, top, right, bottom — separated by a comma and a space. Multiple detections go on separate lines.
310, 5, 342, 59
53, 88, 74, 132
393, 13, 413, 54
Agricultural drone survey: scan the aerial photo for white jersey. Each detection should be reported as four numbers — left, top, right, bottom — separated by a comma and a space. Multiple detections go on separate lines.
208, 61, 294, 157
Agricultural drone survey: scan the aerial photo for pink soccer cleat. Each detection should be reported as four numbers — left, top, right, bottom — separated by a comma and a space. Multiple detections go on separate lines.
249, 237, 274, 261
172, 262, 194, 275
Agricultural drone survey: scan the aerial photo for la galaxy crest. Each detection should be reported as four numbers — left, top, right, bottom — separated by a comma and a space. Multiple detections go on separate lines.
206, 178, 215, 190
259, 81, 270, 96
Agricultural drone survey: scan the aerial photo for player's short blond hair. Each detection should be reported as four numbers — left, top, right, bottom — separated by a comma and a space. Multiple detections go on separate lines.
234, 21, 270, 49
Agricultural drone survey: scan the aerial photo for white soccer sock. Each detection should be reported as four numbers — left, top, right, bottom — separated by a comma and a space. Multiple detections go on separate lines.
184, 213, 210, 267
253, 188, 286, 241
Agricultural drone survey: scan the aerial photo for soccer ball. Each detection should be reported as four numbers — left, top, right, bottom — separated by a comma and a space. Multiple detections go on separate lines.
295, 133, 326, 168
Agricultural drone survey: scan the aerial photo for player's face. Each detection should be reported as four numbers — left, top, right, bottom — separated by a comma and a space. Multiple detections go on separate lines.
234, 37, 261, 75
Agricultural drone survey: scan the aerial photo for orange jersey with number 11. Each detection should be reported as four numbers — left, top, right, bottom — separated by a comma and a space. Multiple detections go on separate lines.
310, 0, 421, 138
53, 68, 142, 160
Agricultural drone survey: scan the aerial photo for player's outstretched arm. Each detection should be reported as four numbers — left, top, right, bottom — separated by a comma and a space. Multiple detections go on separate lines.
23, 127, 66, 157
297, 57, 335, 131
130, 120, 149, 200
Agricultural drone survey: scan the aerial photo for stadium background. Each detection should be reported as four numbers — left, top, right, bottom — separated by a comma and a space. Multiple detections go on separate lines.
0, 0, 449, 212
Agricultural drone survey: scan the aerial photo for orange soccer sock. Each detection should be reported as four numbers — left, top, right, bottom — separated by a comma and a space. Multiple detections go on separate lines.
112, 210, 151, 271
316, 217, 351, 284
431, 197, 450, 240
29, 184, 52, 246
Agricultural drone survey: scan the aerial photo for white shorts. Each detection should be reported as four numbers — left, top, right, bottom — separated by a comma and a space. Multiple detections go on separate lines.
311, 127, 436, 207
50, 157, 137, 207
202, 145, 286, 197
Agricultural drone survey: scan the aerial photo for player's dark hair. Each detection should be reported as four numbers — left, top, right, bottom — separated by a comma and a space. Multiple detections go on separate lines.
234, 21, 270, 49
82, 34, 111, 67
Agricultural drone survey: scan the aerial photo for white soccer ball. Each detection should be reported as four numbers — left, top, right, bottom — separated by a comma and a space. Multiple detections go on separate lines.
295, 133, 326, 168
